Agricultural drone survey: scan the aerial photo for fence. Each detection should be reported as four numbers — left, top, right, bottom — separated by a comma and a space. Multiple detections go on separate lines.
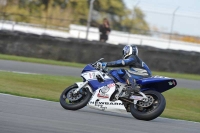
0, 0, 200, 46
1, 20, 200, 53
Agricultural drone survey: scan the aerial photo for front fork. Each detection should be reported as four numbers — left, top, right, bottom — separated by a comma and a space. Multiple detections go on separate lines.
73, 81, 93, 94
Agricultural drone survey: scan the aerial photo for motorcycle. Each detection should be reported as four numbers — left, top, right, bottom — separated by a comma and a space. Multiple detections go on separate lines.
60, 58, 177, 121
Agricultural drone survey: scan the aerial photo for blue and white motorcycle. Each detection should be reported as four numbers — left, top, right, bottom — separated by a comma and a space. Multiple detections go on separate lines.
60, 58, 177, 121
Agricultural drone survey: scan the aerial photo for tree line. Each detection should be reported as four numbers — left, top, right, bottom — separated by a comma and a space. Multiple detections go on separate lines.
0, 0, 150, 35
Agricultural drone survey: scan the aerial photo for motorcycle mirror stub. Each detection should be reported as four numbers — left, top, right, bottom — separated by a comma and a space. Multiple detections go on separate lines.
92, 58, 104, 66
98, 58, 104, 62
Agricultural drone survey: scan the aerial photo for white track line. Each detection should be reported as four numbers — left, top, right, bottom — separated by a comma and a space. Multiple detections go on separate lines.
0, 93, 56, 103
0, 70, 40, 75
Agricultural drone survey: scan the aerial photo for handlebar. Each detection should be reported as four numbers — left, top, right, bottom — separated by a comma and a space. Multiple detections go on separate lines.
91, 58, 104, 66
91, 58, 109, 73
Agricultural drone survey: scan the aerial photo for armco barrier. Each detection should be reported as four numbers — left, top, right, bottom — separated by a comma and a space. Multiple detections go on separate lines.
0, 31, 200, 74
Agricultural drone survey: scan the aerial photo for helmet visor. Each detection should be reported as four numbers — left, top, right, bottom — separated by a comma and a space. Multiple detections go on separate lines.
135, 47, 138, 56
122, 46, 130, 57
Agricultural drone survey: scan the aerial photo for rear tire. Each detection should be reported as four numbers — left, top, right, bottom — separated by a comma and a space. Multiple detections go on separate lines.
130, 90, 166, 121
60, 84, 92, 110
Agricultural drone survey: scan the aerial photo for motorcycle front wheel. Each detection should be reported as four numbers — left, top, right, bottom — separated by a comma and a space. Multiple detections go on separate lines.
130, 90, 166, 121
60, 84, 92, 110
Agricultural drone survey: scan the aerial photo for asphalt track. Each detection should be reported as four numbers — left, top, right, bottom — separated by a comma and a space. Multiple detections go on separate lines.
0, 59, 200, 89
0, 94, 200, 133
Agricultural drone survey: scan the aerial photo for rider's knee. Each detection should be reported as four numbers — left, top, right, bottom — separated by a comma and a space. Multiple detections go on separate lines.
117, 69, 126, 77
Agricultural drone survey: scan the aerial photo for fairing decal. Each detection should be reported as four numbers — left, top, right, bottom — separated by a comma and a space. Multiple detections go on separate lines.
88, 86, 127, 114
88, 79, 114, 91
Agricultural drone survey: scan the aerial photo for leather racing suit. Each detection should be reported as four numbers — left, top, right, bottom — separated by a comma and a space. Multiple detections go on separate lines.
104, 55, 152, 93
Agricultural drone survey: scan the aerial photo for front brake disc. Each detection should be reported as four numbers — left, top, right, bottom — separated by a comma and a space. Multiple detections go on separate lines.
67, 88, 83, 102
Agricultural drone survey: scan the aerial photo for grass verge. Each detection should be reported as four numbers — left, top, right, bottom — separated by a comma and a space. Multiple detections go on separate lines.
1, 54, 200, 80
0, 71, 82, 101
0, 71, 200, 122
0, 54, 85, 68
162, 88, 200, 122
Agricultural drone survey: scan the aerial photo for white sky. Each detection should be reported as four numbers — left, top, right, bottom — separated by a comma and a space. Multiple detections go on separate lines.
123, 0, 200, 36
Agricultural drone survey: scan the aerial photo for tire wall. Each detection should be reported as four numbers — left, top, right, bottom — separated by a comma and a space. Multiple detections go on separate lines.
0, 31, 200, 74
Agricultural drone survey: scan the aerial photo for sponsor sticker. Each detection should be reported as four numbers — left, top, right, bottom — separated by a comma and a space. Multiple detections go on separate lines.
89, 73, 92, 78
173, 80, 176, 85
92, 73, 95, 78
168, 81, 173, 85
97, 93, 109, 98
107, 83, 115, 88
153, 75, 169, 78
90, 100, 124, 106
89, 99, 124, 111
168, 81, 176, 86
97, 86, 110, 98
97, 83, 115, 99
94, 99, 107, 110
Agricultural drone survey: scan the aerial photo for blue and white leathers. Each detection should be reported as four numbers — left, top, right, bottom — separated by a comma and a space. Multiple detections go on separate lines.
105, 55, 152, 78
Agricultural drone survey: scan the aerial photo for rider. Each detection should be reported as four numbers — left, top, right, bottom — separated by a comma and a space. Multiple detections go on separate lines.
102, 45, 152, 94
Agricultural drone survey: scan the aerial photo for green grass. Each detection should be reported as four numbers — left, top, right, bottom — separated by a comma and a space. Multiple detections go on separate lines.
1, 53, 200, 80
0, 71, 82, 101
0, 71, 200, 122
162, 88, 200, 122
0, 54, 85, 68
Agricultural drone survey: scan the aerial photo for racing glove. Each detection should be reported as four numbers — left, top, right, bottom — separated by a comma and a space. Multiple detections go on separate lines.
102, 62, 107, 69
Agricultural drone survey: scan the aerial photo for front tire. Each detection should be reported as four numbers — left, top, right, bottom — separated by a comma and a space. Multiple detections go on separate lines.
130, 90, 166, 121
60, 84, 92, 110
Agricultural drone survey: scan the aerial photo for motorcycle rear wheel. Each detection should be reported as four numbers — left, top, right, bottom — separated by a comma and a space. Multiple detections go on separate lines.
60, 84, 92, 110
130, 90, 166, 121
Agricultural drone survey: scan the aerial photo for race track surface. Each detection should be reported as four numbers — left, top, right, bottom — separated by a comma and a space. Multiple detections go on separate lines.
0, 94, 199, 133
0, 59, 199, 89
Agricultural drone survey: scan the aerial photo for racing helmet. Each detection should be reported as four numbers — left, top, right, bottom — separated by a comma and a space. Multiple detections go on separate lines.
122, 45, 138, 59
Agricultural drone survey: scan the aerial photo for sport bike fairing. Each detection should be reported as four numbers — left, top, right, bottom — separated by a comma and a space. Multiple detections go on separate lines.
87, 83, 127, 113
137, 76, 177, 93
109, 69, 177, 93
81, 65, 126, 113
81, 69, 114, 91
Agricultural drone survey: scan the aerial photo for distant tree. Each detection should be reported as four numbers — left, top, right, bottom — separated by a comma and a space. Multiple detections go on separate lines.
93, 1, 150, 34
93, 0, 127, 29
2, 0, 150, 35
121, 7, 150, 35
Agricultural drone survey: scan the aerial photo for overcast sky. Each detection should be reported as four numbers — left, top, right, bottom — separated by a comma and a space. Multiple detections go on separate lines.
123, 0, 200, 36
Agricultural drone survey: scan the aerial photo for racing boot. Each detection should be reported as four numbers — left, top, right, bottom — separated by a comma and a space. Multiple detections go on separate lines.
126, 84, 140, 94
125, 77, 140, 97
